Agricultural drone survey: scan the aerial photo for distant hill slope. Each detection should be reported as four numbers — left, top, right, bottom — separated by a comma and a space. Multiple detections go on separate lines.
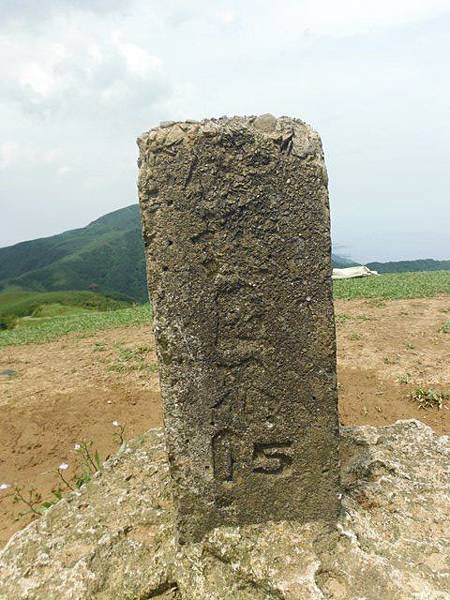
0, 205, 148, 302
366, 259, 450, 273
0, 205, 358, 302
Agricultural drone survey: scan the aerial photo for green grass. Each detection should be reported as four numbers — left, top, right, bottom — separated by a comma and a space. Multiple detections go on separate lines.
31, 303, 95, 318
333, 270, 450, 300
0, 304, 152, 347
13, 304, 96, 330
109, 344, 156, 373
0, 288, 129, 329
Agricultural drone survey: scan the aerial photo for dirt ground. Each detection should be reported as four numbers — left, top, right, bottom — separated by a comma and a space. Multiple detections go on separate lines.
0, 297, 449, 547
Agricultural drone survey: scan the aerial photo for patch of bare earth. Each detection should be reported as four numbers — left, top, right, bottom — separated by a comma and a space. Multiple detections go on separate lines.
0, 325, 162, 547
336, 296, 449, 433
0, 297, 449, 547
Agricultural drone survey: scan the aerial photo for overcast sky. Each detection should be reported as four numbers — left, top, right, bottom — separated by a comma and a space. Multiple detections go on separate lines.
1, 0, 449, 262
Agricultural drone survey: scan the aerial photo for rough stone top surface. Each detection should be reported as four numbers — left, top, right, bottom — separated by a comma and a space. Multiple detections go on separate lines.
1, 420, 449, 599
137, 114, 323, 161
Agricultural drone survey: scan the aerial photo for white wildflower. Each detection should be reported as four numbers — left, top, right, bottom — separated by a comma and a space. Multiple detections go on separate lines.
74, 444, 81, 450
58, 463, 69, 471
0, 483, 11, 491
112, 421, 120, 427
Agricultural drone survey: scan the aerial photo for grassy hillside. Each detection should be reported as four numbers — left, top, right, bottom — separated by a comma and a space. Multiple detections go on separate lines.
0, 289, 129, 329
0, 304, 151, 347
0, 205, 148, 302
333, 270, 450, 300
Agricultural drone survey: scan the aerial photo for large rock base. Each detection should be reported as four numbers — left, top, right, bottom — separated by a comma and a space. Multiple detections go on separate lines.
0, 420, 449, 599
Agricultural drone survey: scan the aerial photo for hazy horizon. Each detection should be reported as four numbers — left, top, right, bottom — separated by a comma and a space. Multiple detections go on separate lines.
1, 1, 449, 263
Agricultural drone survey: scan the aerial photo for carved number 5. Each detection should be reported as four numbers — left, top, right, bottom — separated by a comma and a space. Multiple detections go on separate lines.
252, 442, 293, 475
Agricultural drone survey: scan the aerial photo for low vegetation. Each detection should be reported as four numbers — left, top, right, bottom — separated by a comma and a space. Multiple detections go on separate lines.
109, 344, 156, 374
0, 288, 129, 330
0, 304, 151, 347
441, 321, 450, 333
2, 423, 126, 518
333, 270, 450, 300
409, 388, 449, 410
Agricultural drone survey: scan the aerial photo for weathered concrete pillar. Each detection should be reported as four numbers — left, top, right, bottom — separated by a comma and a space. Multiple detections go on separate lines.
138, 115, 340, 543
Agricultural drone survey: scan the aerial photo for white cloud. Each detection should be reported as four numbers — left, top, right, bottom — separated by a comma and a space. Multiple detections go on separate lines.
1, 0, 130, 22
118, 42, 162, 77
0, 9, 170, 124
216, 9, 237, 27
57, 165, 72, 176
279, 0, 450, 36
0, 142, 62, 170
0, 0, 449, 260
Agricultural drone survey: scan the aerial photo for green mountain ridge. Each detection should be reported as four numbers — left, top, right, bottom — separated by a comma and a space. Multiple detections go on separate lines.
366, 259, 450, 273
0, 205, 147, 302
0, 205, 447, 302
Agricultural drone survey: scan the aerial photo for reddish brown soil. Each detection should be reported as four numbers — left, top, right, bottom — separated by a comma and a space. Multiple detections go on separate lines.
336, 296, 449, 433
0, 297, 448, 547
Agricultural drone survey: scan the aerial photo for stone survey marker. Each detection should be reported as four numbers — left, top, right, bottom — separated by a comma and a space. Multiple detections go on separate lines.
138, 115, 340, 542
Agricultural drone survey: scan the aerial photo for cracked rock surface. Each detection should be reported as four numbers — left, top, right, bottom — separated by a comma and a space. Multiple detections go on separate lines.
0, 420, 449, 599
